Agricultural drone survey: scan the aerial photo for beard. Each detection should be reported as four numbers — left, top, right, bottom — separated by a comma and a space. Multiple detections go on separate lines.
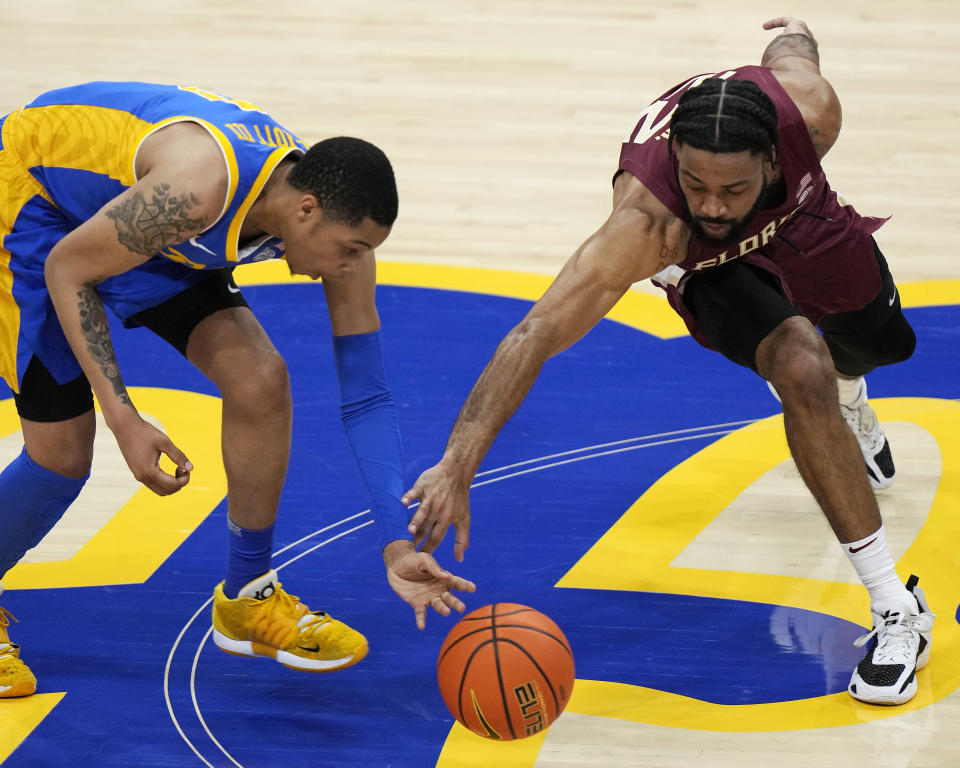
685, 179, 771, 248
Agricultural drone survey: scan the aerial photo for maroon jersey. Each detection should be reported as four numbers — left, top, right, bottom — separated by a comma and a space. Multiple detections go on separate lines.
618, 65, 887, 337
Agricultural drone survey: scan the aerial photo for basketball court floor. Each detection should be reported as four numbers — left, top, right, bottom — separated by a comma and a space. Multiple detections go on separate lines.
2, 1, 958, 766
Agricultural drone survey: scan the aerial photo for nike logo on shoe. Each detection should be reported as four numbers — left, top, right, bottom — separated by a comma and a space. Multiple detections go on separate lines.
298, 644, 321, 653
848, 537, 878, 553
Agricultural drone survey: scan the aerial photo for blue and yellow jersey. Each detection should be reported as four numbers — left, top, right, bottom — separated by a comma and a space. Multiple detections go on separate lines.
0, 82, 307, 390
8, 81, 306, 267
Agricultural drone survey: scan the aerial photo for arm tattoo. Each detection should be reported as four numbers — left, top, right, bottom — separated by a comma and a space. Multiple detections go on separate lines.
77, 285, 131, 406
105, 183, 207, 257
761, 33, 820, 68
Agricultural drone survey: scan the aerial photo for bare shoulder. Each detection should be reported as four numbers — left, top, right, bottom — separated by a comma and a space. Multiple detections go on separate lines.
771, 68, 842, 159
613, 170, 672, 217
594, 172, 690, 281
760, 19, 842, 159
134, 121, 229, 206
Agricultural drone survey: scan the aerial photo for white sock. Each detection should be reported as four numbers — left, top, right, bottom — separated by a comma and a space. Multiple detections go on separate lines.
842, 525, 916, 615
836, 376, 865, 407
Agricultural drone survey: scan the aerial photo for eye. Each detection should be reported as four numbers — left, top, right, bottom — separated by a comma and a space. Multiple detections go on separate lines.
343, 247, 358, 256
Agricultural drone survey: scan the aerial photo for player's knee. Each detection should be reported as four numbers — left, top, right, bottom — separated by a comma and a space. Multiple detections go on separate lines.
22, 420, 95, 479
50, 451, 94, 480
759, 318, 835, 407
221, 349, 291, 411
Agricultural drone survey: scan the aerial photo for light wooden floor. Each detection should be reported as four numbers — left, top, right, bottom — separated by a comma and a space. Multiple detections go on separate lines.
3, 1, 958, 766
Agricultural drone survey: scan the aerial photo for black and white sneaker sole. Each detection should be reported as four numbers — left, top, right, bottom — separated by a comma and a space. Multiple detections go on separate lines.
865, 439, 895, 491
849, 647, 929, 706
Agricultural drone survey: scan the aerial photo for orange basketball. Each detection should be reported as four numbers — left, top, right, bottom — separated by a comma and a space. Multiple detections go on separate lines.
436, 603, 575, 741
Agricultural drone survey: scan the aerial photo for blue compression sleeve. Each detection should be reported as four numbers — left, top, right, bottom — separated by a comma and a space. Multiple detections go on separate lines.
0, 448, 88, 578
332, 330, 411, 549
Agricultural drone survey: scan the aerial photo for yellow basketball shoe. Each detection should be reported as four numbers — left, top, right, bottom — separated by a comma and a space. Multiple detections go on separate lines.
212, 570, 368, 672
0, 602, 37, 698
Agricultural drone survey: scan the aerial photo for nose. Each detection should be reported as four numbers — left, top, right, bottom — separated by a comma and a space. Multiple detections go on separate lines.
700, 194, 727, 219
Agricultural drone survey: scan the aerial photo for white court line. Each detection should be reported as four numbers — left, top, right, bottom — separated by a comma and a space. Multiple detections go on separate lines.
164, 595, 217, 768
191, 626, 242, 768
187, 520, 376, 767
164, 514, 374, 768
471, 429, 737, 488
176, 424, 741, 767
473, 419, 757, 478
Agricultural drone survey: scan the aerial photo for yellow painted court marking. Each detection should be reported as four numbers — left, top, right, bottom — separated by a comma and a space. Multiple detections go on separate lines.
557, 397, 960, 723
435, 721, 548, 768
437, 397, 960, 766
0, 692, 66, 763
2, 387, 227, 589
234, 260, 960, 340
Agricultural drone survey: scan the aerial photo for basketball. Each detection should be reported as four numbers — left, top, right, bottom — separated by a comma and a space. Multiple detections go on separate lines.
436, 603, 575, 741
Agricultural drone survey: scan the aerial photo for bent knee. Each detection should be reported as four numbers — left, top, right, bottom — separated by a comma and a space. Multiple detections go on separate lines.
218, 349, 291, 407
21, 412, 95, 479
758, 317, 836, 404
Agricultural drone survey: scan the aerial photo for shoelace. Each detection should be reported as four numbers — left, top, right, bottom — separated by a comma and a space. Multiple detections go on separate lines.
0, 606, 16, 629
854, 611, 935, 665
0, 607, 19, 657
264, 588, 331, 642
840, 402, 881, 451
0, 607, 21, 661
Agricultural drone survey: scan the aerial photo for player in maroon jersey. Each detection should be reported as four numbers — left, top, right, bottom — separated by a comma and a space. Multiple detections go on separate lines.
402, 17, 933, 706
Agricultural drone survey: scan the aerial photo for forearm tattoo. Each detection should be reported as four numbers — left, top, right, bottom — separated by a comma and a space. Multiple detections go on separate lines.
77, 285, 131, 405
761, 33, 820, 68
105, 183, 207, 257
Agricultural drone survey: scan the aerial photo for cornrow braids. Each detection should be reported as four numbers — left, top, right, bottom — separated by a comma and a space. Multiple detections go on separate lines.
288, 137, 398, 227
670, 78, 779, 160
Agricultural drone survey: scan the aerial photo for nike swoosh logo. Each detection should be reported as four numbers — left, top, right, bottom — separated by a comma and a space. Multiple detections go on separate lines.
297, 644, 321, 653
848, 537, 877, 553
888, 289, 897, 306
227, 283, 241, 294
188, 237, 219, 257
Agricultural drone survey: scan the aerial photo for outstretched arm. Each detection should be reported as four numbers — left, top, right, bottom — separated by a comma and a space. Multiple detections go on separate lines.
402, 173, 689, 559
761, 17, 842, 159
323, 254, 476, 630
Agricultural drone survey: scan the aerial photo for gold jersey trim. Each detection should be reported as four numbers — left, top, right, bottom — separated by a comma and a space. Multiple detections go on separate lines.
225, 146, 299, 263
130, 116, 239, 231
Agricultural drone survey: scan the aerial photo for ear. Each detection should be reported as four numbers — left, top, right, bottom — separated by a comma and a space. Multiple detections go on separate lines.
296, 194, 319, 221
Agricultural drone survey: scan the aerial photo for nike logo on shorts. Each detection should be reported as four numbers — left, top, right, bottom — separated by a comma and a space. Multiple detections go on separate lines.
227, 283, 241, 294
888, 288, 897, 306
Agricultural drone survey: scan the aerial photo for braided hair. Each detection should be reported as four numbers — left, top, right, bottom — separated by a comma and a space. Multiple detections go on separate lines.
288, 137, 398, 227
670, 78, 779, 161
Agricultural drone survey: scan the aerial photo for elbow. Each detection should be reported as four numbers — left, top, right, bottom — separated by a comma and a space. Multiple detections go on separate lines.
44, 245, 87, 292
502, 315, 562, 363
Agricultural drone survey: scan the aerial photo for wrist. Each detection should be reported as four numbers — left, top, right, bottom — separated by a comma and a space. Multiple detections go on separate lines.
438, 452, 477, 486
383, 538, 414, 566
105, 405, 141, 434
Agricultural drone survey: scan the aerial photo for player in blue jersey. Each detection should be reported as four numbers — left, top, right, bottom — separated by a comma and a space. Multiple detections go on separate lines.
0, 82, 474, 697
